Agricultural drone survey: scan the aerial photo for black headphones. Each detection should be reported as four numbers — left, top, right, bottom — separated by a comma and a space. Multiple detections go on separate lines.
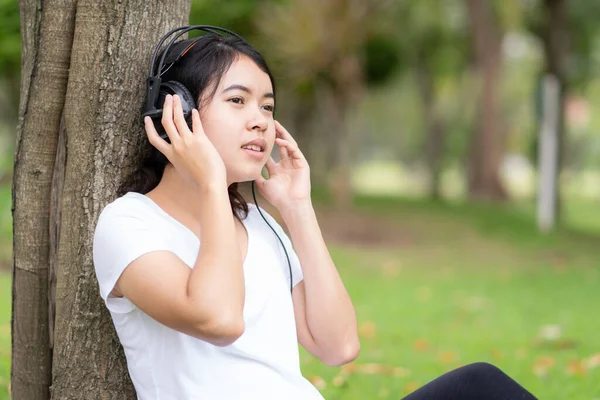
142, 26, 294, 293
141, 25, 245, 141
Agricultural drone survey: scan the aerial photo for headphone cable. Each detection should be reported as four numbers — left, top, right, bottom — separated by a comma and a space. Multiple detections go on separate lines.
251, 181, 294, 294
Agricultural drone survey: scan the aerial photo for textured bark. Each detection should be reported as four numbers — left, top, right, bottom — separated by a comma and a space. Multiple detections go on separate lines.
14, 1, 190, 399
50, 3, 190, 399
465, 0, 507, 201
12, 1, 76, 399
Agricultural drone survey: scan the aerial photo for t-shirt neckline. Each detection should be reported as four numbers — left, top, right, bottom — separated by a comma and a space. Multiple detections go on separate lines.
125, 191, 253, 265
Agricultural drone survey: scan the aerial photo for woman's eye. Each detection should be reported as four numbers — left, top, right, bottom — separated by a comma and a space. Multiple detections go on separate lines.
263, 104, 275, 112
229, 97, 244, 104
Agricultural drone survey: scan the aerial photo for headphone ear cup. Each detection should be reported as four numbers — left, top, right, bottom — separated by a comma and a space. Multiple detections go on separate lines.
153, 81, 197, 142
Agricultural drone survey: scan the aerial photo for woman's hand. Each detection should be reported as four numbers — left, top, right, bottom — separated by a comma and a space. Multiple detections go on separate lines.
255, 121, 311, 214
144, 94, 227, 189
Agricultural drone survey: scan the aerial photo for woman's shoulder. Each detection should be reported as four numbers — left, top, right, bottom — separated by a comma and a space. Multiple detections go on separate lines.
97, 192, 159, 223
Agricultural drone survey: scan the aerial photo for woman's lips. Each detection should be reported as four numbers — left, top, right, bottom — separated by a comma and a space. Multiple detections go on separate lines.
242, 147, 265, 160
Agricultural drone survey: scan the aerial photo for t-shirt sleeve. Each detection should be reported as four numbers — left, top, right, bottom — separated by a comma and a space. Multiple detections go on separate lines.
93, 203, 170, 314
255, 206, 304, 288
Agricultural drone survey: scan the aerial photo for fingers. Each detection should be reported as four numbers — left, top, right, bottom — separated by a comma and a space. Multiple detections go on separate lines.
172, 95, 192, 137
275, 120, 298, 146
144, 116, 172, 158
191, 108, 204, 137
161, 95, 192, 143
264, 157, 277, 175
160, 94, 178, 143
278, 140, 290, 165
276, 138, 303, 160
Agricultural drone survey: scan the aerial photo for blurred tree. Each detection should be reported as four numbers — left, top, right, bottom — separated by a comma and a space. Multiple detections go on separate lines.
464, 0, 508, 201
391, 0, 469, 200
12, 1, 189, 399
256, 0, 387, 206
525, 0, 600, 222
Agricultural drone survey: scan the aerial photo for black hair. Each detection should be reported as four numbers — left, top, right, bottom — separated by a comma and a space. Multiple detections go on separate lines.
118, 33, 276, 220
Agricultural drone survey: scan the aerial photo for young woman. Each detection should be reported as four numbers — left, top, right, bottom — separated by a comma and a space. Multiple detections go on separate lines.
93, 32, 537, 399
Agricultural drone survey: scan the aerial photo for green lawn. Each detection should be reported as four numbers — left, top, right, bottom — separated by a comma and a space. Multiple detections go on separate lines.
1, 196, 600, 399
0, 273, 9, 400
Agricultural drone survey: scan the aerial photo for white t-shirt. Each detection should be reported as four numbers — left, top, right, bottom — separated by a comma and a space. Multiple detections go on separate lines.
93, 192, 324, 400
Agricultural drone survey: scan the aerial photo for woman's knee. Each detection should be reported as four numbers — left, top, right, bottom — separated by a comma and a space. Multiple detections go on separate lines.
457, 362, 506, 382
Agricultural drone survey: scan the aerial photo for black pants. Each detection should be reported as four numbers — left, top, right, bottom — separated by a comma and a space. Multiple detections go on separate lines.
401, 362, 538, 400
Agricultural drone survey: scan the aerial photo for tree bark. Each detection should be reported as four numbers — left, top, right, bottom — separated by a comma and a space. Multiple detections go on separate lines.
541, 0, 568, 223
12, 1, 76, 398
14, 1, 190, 399
464, 0, 507, 201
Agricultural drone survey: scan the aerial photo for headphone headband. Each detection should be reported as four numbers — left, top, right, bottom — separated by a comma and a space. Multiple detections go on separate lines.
149, 25, 245, 78
142, 25, 245, 123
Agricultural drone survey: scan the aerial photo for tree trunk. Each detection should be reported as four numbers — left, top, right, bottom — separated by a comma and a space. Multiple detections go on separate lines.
542, 0, 568, 223
415, 56, 446, 200
328, 54, 365, 208
12, 1, 76, 398
464, 0, 507, 201
13, 1, 190, 399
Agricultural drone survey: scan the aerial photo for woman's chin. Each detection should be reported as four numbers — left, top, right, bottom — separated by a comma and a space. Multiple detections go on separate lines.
229, 167, 264, 184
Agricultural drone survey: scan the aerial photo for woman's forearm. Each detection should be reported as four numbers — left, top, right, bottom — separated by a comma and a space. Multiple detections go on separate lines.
188, 183, 245, 327
282, 203, 359, 358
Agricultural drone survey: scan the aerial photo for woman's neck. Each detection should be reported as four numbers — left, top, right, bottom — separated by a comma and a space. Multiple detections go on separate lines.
146, 165, 211, 236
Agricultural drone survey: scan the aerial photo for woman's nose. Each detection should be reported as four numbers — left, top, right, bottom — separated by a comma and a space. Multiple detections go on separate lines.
248, 109, 268, 131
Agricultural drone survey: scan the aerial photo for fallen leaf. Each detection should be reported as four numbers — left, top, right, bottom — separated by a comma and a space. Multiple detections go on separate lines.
584, 353, 600, 369
359, 321, 377, 339
332, 375, 346, 387
566, 360, 587, 377
490, 349, 504, 360
438, 351, 457, 365
538, 324, 562, 341
308, 375, 327, 390
404, 381, 420, 394
515, 348, 528, 360
532, 356, 555, 377
341, 362, 411, 377
413, 339, 429, 352
381, 260, 401, 277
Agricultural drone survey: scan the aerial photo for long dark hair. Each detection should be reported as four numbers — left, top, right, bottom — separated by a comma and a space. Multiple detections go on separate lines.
118, 33, 276, 219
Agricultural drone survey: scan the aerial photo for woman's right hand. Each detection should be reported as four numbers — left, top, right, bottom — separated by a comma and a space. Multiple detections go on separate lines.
144, 94, 227, 189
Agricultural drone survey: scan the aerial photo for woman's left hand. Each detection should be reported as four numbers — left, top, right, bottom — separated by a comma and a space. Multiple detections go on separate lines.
255, 121, 311, 214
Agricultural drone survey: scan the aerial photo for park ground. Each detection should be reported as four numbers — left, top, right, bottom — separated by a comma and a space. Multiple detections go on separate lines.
0, 193, 599, 399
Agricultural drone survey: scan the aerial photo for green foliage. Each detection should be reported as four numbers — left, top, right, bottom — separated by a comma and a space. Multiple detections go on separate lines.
190, 0, 262, 39
0, 0, 20, 75
364, 35, 402, 86
523, 0, 600, 88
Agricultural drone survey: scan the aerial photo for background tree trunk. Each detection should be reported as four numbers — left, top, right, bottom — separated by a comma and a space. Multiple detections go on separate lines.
415, 55, 446, 200
541, 0, 568, 223
14, 1, 190, 399
464, 0, 508, 201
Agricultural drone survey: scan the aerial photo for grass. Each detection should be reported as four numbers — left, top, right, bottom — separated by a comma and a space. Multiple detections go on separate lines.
1, 195, 600, 399
0, 273, 9, 400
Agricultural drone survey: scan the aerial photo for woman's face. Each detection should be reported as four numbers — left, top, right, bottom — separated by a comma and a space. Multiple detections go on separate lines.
199, 55, 276, 184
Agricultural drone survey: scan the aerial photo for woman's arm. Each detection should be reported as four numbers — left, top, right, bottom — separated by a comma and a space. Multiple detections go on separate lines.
256, 121, 359, 365
115, 184, 245, 346
283, 204, 360, 366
